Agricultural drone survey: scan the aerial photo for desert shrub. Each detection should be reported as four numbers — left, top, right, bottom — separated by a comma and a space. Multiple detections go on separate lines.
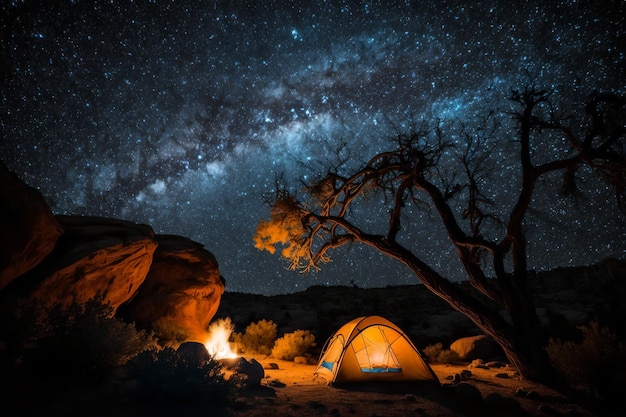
233, 319, 277, 355
151, 319, 190, 346
546, 321, 626, 397
128, 346, 235, 405
423, 343, 443, 363
3, 294, 157, 386
423, 342, 461, 364
271, 330, 316, 360
437, 348, 461, 364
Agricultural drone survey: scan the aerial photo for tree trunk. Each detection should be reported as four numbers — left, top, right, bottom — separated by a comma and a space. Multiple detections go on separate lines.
393, 249, 551, 381
446, 291, 550, 381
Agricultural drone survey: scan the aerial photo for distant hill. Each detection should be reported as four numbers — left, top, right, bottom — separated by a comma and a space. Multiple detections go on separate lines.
214, 258, 626, 351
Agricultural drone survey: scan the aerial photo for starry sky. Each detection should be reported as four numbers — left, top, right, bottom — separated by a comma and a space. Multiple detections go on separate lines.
1, 1, 625, 295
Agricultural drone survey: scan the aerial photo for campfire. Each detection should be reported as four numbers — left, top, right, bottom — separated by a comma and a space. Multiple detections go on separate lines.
203, 317, 263, 387
204, 317, 238, 359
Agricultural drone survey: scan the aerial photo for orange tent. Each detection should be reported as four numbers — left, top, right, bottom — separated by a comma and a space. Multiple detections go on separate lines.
314, 316, 439, 385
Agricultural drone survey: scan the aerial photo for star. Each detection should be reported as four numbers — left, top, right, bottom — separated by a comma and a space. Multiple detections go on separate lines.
1, 1, 624, 294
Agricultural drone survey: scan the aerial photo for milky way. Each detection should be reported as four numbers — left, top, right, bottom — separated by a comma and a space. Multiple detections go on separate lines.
2, 1, 625, 295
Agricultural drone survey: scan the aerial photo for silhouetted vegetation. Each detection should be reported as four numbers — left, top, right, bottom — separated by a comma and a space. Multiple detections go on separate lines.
127, 346, 236, 406
546, 321, 626, 401
232, 318, 278, 356
0, 294, 238, 412
0, 294, 157, 388
423, 342, 462, 365
150, 318, 191, 346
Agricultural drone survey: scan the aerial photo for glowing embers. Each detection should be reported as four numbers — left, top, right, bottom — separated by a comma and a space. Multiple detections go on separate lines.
205, 317, 238, 359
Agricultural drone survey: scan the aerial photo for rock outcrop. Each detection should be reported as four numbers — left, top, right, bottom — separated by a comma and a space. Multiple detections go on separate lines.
20, 215, 158, 310
0, 161, 63, 290
450, 335, 504, 361
123, 234, 225, 343
0, 165, 226, 345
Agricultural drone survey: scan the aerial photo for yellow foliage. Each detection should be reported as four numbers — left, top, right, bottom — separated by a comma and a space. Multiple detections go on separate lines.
253, 198, 310, 266
253, 220, 287, 254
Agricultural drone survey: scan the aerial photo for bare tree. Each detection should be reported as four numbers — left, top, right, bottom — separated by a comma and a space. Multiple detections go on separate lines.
253, 85, 625, 382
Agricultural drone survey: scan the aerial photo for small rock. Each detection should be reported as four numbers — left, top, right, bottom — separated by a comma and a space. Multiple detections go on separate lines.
526, 390, 540, 400
294, 356, 308, 364
495, 372, 509, 378
484, 393, 520, 409
264, 362, 279, 369
468, 358, 489, 369
538, 404, 558, 415
266, 379, 286, 388
460, 369, 472, 379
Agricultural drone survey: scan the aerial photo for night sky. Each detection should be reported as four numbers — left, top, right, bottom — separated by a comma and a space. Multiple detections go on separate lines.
1, 1, 624, 295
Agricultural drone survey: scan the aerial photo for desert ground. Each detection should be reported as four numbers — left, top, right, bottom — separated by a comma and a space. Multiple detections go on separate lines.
223, 358, 606, 417
5, 356, 618, 417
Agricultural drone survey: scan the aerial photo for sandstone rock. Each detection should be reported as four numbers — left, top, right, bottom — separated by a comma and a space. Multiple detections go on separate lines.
469, 359, 489, 369
450, 335, 502, 361
236, 357, 265, 388
486, 360, 506, 368
15, 215, 156, 310
123, 234, 225, 342
176, 341, 210, 366
460, 369, 472, 379
0, 162, 63, 290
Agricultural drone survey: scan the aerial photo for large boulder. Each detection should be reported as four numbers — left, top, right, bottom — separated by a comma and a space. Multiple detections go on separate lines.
176, 341, 210, 366
235, 357, 265, 388
123, 235, 225, 343
0, 162, 63, 290
13, 215, 157, 310
450, 334, 503, 361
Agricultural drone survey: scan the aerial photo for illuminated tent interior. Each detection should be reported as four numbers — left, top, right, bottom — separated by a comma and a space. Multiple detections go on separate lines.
315, 315, 440, 385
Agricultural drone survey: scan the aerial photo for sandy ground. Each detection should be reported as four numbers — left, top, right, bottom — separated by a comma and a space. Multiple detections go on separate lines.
4, 357, 615, 417
222, 359, 603, 417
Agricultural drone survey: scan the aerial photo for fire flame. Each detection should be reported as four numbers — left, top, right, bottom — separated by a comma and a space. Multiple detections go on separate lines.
205, 317, 238, 359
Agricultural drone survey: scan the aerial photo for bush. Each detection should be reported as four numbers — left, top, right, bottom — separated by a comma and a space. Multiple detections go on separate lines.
151, 319, 190, 346
271, 330, 316, 360
128, 346, 235, 405
233, 319, 277, 356
423, 342, 461, 364
3, 294, 157, 386
546, 321, 626, 397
